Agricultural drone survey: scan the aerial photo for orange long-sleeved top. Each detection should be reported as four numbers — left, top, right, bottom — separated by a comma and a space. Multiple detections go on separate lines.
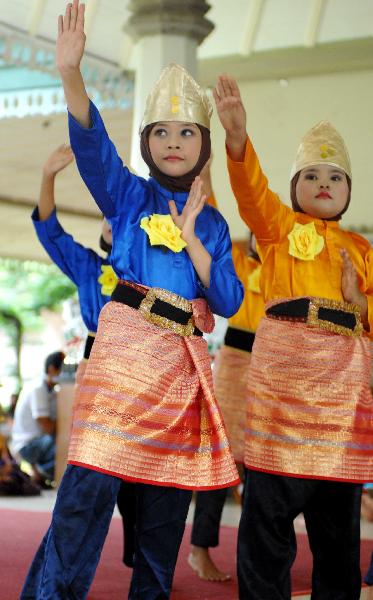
207, 193, 265, 332
229, 246, 264, 331
227, 138, 373, 339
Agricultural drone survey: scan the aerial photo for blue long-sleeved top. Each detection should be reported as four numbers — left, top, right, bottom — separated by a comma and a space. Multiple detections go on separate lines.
32, 207, 110, 332
68, 102, 243, 318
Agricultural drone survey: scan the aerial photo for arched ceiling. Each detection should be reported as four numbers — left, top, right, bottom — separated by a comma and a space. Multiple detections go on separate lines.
1, 0, 373, 261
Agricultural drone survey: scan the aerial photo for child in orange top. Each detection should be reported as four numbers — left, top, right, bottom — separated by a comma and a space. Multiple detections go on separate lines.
214, 75, 373, 599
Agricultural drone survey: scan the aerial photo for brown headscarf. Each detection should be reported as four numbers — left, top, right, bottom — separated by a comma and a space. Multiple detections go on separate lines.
140, 123, 211, 193
290, 171, 351, 221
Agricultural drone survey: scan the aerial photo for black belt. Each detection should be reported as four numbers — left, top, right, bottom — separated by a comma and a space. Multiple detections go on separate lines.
83, 333, 96, 359
224, 326, 255, 352
266, 297, 362, 337
111, 282, 202, 337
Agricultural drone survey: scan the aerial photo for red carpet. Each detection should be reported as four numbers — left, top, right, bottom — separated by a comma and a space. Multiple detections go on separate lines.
1, 508, 371, 599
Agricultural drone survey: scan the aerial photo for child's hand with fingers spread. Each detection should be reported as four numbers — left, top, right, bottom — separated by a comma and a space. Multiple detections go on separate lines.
56, 0, 86, 74
169, 177, 211, 288
39, 144, 75, 220
340, 248, 368, 326
213, 75, 247, 150
43, 144, 74, 178
169, 176, 206, 244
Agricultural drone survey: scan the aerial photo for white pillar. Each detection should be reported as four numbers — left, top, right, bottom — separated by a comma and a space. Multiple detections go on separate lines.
125, 0, 213, 175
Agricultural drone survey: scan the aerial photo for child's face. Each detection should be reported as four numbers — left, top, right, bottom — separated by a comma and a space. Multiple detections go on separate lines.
148, 121, 202, 177
296, 164, 349, 219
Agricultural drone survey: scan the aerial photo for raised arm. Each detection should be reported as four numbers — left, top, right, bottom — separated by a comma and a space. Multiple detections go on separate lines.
214, 74, 290, 244
33, 144, 100, 286
38, 144, 74, 221
57, 2, 140, 218
56, 0, 90, 127
213, 76, 247, 162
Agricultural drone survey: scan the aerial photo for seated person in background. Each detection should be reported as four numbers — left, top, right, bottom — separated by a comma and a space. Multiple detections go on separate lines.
11, 351, 65, 486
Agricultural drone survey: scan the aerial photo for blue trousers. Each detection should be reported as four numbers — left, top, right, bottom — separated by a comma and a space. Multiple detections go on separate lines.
19, 434, 55, 480
365, 552, 373, 586
21, 465, 192, 599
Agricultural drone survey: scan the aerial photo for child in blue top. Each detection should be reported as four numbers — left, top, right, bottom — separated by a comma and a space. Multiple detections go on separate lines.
33, 143, 136, 568
32, 144, 113, 346
21, 2, 243, 599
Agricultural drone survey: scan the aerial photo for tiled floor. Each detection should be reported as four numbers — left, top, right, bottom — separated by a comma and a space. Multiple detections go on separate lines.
1, 490, 372, 599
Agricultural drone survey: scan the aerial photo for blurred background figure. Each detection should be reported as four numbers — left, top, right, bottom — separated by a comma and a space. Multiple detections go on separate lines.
8, 393, 19, 419
0, 433, 40, 496
11, 351, 65, 488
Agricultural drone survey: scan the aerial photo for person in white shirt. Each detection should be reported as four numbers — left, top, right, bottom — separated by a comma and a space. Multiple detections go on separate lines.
12, 351, 65, 484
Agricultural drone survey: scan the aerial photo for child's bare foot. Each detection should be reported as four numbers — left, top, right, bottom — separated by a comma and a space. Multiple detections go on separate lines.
366, 586, 373, 600
232, 484, 242, 504
361, 493, 373, 522
188, 546, 231, 582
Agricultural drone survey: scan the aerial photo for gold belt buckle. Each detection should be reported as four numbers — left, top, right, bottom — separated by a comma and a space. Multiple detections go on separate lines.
307, 297, 363, 337
139, 288, 195, 336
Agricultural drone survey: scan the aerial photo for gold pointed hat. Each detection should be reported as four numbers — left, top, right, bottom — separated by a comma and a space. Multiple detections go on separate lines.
140, 63, 212, 133
290, 121, 351, 179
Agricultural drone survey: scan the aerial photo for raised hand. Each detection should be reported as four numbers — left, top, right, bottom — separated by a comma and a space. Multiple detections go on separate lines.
56, 0, 86, 73
39, 144, 75, 220
213, 75, 247, 142
43, 144, 74, 178
169, 176, 206, 244
56, 0, 90, 127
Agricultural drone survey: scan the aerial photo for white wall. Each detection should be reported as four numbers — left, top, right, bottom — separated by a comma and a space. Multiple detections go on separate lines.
209, 68, 373, 238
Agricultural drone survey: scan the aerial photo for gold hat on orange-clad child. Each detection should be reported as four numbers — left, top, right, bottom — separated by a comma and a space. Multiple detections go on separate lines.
290, 120, 352, 179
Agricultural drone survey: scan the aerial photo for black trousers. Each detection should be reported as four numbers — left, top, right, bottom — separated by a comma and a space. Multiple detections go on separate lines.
191, 488, 229, 548
238, 468, 362, 600
117, 481, 137, 567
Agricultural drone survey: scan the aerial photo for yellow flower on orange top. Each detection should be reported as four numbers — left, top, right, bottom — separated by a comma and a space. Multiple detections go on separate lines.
287, 222, 324, 261
140, 214, 187, 253
98, 265, 118, 296
247, 266, 261, 293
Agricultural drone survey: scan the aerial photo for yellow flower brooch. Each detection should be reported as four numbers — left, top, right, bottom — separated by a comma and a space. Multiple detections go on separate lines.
98, 265, 118, 296
140, 214, 187, 253
247, 266, 261, 293
287, 222, 324, 261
